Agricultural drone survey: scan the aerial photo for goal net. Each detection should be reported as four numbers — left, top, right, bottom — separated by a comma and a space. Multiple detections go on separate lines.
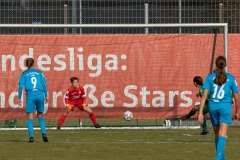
0, 24, 228, 128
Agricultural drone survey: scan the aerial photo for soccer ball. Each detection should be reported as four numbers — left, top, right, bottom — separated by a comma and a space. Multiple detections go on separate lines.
123, 111, 133, 121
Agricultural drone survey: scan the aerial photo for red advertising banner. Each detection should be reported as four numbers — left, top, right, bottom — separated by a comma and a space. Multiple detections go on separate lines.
0, 34, 239, 120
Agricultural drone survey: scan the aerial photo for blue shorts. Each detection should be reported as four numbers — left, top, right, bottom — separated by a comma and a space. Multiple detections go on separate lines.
26, 92, 45, 113
209, 103, 232, 126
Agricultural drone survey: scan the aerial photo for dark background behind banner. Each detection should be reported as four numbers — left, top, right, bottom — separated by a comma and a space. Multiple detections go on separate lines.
0, 1, 240, 34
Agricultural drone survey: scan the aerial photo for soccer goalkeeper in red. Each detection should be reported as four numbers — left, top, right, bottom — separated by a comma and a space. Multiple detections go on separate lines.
57, 77, 101, 129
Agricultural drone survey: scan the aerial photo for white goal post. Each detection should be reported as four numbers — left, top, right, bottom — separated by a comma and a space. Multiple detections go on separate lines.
0, 23, 228, 129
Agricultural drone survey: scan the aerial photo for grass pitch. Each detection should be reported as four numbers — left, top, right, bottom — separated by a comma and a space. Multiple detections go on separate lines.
0, 128, 239, 160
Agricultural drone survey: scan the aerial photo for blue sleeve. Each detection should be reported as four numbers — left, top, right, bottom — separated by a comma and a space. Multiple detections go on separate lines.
40, 72, 48, 97
203, 75, 211, 91
231, 77, 239, 94
18, 74, 25, 100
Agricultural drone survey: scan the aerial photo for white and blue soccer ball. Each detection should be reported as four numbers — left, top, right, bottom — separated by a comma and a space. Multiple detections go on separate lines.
123, 111, 133, 121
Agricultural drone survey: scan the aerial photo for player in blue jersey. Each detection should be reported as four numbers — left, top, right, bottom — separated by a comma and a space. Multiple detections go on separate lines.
198, 56, 239, 160
18, 58, 49, 142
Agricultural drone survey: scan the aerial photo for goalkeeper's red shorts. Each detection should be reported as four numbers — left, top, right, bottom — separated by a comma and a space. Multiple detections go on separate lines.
67, 101, 85, 111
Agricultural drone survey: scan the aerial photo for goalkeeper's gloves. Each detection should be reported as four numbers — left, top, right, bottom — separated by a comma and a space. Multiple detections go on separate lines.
82, 103, 87, 111
66, 104, 72, 111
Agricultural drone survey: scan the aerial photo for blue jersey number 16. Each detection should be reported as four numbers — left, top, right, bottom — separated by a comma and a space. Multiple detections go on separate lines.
212, 84, 225, 99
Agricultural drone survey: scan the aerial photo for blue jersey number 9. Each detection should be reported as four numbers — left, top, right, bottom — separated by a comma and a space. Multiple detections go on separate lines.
31, 77, 37, 89
212, 84, 225, 99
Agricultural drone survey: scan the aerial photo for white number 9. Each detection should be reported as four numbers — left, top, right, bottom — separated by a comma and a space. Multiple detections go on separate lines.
31, 77, 37, 89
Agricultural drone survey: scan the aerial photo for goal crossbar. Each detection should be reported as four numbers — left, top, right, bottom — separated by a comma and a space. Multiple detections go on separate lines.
0, 23, 228, 28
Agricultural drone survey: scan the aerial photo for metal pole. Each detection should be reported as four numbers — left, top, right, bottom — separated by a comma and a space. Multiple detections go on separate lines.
14, 119, 17, 128
0, 23, 228, 28
219, 3, 223, 33
224, 24, 228, 72
64, 5, 68, 34
79, 119, 82, 127
219, 4, 228, 72
145, 3, 149, 34
179, 0, 182, 33
79, 0, 82, 34
210, 28, 218, 74
72, 0, 77, 34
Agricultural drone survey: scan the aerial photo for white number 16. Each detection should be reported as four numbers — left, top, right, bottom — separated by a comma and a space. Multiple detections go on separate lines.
212, 84, 225, 99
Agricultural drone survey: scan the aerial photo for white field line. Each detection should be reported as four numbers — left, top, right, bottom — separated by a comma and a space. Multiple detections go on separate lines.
0, 126, 200, 130
2, 140, 240, 144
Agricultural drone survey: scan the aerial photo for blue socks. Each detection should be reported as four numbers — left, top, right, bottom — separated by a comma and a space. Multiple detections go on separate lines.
216, 136, 226, 160
215, 137, 219, 151
27, 119, 34, 137
38, 117, 46, 134
27, 117, 46, 138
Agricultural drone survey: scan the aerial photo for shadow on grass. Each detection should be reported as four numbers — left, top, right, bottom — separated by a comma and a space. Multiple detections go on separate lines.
0, 139, 27, 143
175, 140, 211, 143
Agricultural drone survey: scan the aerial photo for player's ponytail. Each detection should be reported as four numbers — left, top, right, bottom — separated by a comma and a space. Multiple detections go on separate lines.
26, 58, 34, 69
214, 56, 227, 86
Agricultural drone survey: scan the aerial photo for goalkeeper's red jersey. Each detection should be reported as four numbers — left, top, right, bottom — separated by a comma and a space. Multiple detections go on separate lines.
64, 85, 87, 104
